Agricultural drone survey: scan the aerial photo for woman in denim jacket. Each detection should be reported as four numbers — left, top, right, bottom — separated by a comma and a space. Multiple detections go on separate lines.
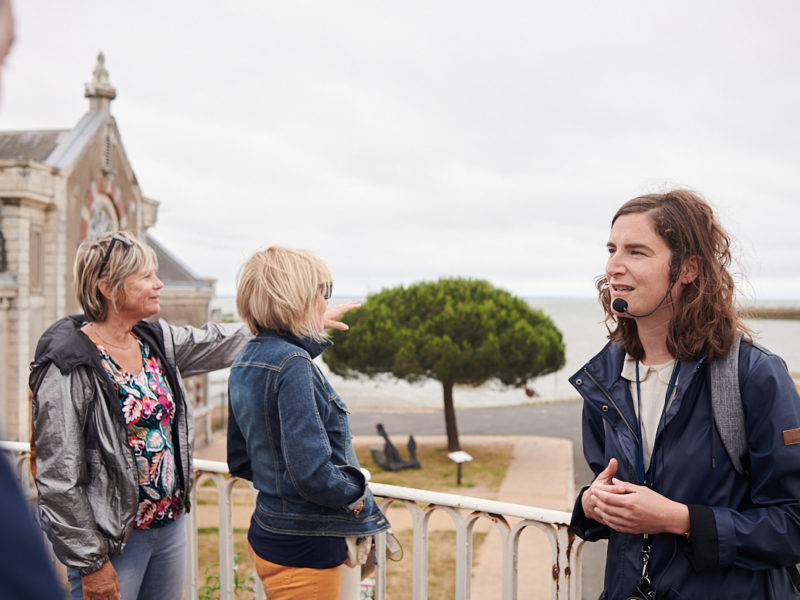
227, 246, 389, 600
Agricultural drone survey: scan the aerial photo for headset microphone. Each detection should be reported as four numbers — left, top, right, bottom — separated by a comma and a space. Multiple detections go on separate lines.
612, 298, 629, 313
612, 280, 677, 318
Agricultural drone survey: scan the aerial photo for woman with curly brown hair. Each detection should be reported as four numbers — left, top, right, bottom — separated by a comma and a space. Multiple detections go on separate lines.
569, 190, 800, 599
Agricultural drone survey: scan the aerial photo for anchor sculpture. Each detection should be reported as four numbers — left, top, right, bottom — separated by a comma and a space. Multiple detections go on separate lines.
369, 423, 421, 471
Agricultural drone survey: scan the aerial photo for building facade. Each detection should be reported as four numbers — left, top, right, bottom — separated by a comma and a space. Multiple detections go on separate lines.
0, 53, 214, 440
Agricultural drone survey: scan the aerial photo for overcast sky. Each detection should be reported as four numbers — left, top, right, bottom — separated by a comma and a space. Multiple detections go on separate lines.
3, 1, 799, 300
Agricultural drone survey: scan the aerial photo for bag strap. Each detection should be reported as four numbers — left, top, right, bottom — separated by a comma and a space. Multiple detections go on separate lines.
709, 333, 747, 476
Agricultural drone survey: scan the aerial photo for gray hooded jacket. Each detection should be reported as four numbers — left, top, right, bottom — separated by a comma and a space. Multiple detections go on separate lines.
29, 315, 250, 575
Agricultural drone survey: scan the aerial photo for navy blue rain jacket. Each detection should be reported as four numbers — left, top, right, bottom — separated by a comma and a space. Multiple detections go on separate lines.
569, 340, 800, 599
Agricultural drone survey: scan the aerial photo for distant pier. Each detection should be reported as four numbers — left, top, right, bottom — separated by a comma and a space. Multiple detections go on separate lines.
742, 307, 800, 320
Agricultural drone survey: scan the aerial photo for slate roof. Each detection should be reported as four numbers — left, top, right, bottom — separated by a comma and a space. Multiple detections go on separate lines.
0, 130, 66, 162
0, 111, 107, 170
147, 234, 213, 290
44, 112, 107, 169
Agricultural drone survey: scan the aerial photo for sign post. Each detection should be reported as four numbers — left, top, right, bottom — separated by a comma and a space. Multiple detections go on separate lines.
447, 450, 473, 486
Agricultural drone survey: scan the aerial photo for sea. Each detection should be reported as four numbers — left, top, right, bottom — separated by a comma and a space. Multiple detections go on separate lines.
209, 296, 800, 412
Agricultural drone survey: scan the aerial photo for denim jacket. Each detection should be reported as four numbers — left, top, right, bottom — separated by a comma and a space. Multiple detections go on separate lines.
227, 331, 389, 537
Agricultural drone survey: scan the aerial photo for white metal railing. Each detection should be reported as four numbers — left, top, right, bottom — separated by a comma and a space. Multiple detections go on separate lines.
2, 443, 584, 600
366, 482, 583, 600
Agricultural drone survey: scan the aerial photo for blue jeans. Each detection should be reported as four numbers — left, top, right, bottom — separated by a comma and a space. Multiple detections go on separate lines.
68, 514, 186, 600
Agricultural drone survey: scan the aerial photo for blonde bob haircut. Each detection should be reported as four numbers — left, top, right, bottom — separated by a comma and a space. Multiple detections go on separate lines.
236, 246, 332, 340
74, 231, 158, 322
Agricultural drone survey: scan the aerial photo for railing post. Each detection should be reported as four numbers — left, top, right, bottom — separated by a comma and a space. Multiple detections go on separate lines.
374, 530, 387, 600
412, 508, 432, 600
340, 564, 361, 600
185, 485, 200, 600
559, 524, 583, 600
500, 518, 516, 600
217, 475, 237, 599
204, 409, 213, 446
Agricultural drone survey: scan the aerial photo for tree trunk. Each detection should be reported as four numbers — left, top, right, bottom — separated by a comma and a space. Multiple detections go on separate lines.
442, 380, 460, 451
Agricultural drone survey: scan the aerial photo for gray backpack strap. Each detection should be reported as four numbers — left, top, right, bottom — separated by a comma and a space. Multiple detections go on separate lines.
710, 333, 747, 476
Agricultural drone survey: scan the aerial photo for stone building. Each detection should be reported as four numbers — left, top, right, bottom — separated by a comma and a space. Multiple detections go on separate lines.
0, 54, 215, 441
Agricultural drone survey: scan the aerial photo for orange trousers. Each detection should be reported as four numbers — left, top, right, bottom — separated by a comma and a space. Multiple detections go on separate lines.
248, 543, 342, 600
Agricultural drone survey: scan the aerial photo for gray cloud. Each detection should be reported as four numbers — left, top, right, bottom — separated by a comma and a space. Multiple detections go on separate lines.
4, 0, 799, 300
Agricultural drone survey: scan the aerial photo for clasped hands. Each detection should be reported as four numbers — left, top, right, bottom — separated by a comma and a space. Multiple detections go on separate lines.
582, 458, 690, 536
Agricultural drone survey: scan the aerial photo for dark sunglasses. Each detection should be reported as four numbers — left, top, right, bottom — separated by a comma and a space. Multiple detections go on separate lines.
98, 233, 134, 277
318, 281, 333, 300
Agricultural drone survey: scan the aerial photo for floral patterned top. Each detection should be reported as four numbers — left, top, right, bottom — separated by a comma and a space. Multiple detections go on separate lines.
96, 337, 184, 529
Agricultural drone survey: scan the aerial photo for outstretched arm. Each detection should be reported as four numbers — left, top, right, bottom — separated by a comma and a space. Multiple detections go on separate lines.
324, 301, 361, 331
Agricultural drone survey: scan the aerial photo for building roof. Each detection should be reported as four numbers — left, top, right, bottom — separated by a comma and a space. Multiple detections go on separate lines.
0, 130, 67, 162
45, 111, 107, 170
147, 233, 214, 291
0, 110, 108, 170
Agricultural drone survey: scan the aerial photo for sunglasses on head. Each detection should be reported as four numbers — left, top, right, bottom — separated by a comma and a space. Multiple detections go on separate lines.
318, 281, 333, 300
98, 233, 133, 277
